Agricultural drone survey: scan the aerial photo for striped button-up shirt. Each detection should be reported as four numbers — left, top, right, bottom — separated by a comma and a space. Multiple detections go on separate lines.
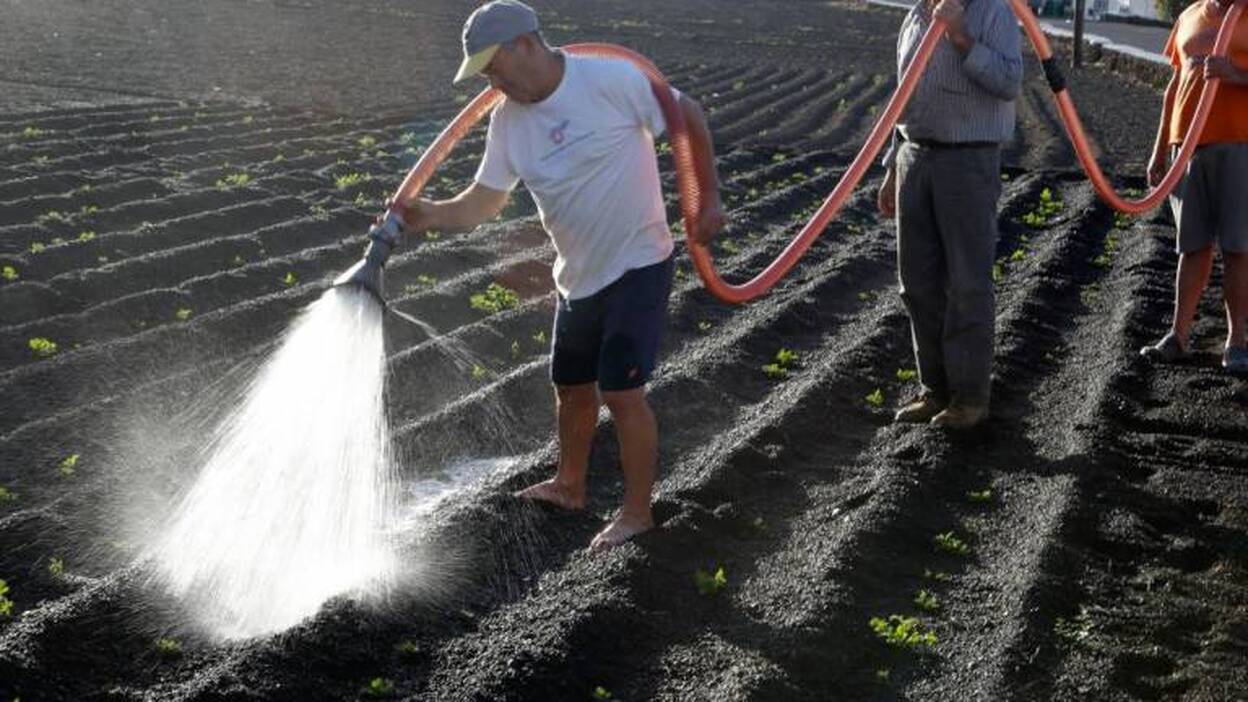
881, 0, 1023, 168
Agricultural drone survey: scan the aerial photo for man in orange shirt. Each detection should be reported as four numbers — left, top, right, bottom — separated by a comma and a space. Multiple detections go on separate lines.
1141, 0, 1248, 371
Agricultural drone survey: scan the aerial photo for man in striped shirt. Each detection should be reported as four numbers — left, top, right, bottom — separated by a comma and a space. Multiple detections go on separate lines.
877, 0, 1022, 429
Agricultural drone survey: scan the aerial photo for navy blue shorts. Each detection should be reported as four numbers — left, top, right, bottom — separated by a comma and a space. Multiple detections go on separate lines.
550, 256, 675, 391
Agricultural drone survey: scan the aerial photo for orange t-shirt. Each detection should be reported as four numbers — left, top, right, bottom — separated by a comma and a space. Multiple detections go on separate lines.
1163, 0, 1248, 145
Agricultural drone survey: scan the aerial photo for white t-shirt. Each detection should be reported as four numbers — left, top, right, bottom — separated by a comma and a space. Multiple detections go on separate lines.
474, 53, 679, 300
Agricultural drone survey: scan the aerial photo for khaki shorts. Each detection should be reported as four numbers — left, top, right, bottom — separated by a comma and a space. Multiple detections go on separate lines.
1169, 142, 1248, 254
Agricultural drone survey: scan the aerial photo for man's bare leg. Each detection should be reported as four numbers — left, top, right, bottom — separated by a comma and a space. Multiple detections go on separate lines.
514, 382, 596, 510
1223, 251, 1247, 349
590, 387, 657, 550
1171, 246, 1215, 347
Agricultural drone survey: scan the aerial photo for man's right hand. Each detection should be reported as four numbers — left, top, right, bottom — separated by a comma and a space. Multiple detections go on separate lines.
1147, 149, 1168, 188
877, 168, 897, 219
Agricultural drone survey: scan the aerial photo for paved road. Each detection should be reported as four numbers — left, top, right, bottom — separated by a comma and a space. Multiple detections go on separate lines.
1040, 17, 1172, 62
868, 0, 1172, 63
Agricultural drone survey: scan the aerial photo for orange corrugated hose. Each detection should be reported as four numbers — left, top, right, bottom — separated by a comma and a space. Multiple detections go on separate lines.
387, 0, 1244, 304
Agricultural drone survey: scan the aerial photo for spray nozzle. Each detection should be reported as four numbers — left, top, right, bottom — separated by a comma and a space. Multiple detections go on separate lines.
333, 206, 408, 303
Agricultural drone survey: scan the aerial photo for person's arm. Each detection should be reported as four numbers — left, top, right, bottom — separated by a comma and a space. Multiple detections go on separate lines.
1148, 71, 1180, 187
677, 93, 726, 245
398, 181, 510, 235
937, 0, 1023, 101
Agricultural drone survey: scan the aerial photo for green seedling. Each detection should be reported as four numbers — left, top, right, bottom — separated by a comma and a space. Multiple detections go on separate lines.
966, 489, 993, 504
308, 204, 329, 220
694, 566, 727, 596
48, 556, 64, 579
471, 364, 490, 381
215, 172, 252, 189
357, 135, 377, 148
868, 615, 937, 650
30, 242, 46, 254
896, 368, 916, 382
335, 172, 370, 190
23, 126, 47, 138
0, 579, 13, 616
718, 239, 741, 254
58, 454, 79, 478
697, 320, 713, 332
1009, 247, 1027, 263
29, 337, 58, 358
1113, 212, 1133, 230
175, 308, 192, 322
37, 210, 70, 226
992, 262, 1004, 284
155, 637, 182, 656
762, 363, 789, 380
395, 640, 421, 657
79, 204, 99, 217
763, 347, 798, 380
403, 275, 438, 295
242, 114, 254, 124
1, 266, 17, 282
283, 272, 297, 287
362, 677, 394, 697
592, 687, 617, 701
1093, 232, 1120, 268
914, 589, 940, 613
470, 283, 520, 314
510, 340, 521, 357
1020, 186, 1063, 227
858, 290, 877, 302
933, 531, 970, 556
1054, 607, 1093, 644
923, 568, 951, 582
0, 486, 16, 504
876, 668, 891, 682
424, 230, 442, 241
732, 80, 746, 91
77, 230, 96, 242
772, 152, 787, 163
865, 388, 885, 407
532, 329, 548, 345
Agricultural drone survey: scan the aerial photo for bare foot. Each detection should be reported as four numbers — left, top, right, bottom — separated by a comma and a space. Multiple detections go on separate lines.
513, 479, 586, 511
589, 512, 654, 551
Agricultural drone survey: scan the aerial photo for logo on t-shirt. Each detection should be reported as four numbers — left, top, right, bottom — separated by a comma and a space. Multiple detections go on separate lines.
549, 119, 569, 144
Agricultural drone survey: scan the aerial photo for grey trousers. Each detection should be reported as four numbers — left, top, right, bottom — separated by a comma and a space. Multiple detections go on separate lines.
895, 141, 1001, 405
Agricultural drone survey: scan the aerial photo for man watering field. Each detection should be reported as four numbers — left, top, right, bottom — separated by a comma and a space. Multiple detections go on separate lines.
877, 0, 1022, 429
388, 0, 725, 549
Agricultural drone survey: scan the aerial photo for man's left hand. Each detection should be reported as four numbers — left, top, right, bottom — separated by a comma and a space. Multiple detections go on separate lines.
689, 199, 726, 246
934, 0, 973, 54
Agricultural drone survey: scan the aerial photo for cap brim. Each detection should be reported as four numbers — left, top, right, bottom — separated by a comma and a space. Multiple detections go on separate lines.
453, 44, 500, 84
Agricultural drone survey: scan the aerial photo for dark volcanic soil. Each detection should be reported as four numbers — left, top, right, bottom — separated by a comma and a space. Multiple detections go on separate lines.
1, 1, 1245, 700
